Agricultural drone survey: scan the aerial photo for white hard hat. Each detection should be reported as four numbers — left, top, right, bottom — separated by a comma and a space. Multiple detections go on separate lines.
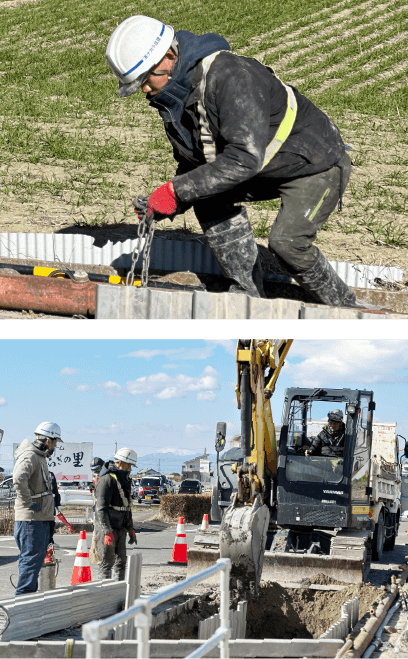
106, 15, 175, 97
34, 422, 62, 441
114, 447, 138, 467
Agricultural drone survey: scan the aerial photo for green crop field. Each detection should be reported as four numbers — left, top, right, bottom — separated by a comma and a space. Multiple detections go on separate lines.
0, 0, 407, 274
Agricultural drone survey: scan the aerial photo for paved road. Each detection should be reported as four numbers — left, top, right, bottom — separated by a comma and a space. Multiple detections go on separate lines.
0, 519, 200, 600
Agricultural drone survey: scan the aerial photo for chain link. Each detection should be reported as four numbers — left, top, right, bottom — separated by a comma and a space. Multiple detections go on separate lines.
126, 196, 156, 288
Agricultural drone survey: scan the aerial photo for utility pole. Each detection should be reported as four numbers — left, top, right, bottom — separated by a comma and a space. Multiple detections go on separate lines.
115, 440, 117, 455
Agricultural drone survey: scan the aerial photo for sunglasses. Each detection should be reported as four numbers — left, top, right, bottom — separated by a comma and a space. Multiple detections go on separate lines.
139, 66, 171, 88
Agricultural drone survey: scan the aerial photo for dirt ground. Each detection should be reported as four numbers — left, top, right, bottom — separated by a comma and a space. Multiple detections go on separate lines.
151, 574, 381, 640
0, 114, 407, 279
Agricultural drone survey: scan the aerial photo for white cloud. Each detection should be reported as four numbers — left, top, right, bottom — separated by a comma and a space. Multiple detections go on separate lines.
144, 399, 153, 406
126, 365, 220, 400
185, 424, 212, 435
59, 367, 79, 375
196, 390, 216, 401
75, 384, 90, 392
119, 347, 214, 361
0, 397, 7, 406
289, 340, 408, 387
98, 381, 122, 397
205, 340, 236, 354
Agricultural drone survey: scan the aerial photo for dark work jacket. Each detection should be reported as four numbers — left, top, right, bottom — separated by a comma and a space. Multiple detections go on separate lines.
95, 463, 133, 535
309, 424, 345, 457
49, 472, 61, 510
149, 32, 345, 205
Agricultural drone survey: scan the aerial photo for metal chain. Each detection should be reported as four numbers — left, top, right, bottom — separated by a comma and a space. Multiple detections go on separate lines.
126, 196, 156, 288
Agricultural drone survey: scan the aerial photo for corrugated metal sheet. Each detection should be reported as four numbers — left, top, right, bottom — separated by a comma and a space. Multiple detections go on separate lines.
0, 232, 404, 290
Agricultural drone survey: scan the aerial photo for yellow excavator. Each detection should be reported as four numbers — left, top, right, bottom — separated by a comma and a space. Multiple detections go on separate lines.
188, 339, 391, 593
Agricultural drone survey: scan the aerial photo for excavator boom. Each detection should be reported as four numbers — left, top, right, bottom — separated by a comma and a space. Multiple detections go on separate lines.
188, 339, 292, 593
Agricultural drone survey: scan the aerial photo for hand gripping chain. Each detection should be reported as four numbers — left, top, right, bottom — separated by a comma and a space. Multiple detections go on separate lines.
126, 196, 156, 288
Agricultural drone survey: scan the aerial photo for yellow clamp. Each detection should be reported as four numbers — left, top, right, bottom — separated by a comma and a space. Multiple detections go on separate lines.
32, 267, 142, 286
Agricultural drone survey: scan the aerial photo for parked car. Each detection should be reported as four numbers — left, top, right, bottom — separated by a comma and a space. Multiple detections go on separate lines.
179, 479, 203, 494
159, 475, 172, 495
138, 476, 168, 503
57, 481, 89, 490
0, 476, 16, 499
131, 479, 141, 499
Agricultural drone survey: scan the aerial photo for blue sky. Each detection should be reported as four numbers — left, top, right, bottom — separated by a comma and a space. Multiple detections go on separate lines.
1, 339, 408, 473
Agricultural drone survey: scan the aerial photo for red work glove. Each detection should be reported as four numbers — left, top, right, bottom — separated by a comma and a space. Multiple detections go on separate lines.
136, 181, 178, 220
104, 532, 115, 546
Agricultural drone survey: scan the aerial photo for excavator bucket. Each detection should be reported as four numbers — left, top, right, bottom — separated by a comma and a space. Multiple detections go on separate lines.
187, 499, 270, 594
219, 499, 270, 594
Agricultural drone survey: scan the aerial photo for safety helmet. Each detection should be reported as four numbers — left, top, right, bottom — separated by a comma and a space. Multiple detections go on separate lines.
34, 422, 62, 441
328, 409, 344, 423
90, 457, 104, 473
106, 15, 175, 97
114, 447, 138, 467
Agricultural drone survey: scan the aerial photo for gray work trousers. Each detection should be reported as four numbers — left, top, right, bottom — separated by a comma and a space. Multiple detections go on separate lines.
95, 526, 127, 581
193, 152, 351, 273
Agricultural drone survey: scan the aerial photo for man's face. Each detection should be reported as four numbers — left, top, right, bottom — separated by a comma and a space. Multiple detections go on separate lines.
140, 51, 176, 97
117, 460, 132, 473
44, 437, 58, 455
329, 420, 341, 432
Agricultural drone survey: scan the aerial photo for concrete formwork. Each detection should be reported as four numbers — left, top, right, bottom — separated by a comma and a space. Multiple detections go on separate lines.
95, 285, 408, 319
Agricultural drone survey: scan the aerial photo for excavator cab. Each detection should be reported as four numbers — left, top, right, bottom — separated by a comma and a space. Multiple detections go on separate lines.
262, 388, 375, 584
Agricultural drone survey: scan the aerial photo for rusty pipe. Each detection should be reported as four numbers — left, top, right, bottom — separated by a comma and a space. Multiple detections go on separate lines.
0, 273, 96, 316
350, 586, 398, 657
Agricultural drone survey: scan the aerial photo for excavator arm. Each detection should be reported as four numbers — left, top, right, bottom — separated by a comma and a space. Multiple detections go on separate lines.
219, 339, 293, 593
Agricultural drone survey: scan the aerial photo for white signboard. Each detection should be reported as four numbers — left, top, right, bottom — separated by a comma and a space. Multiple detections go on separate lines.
13, 442, 93, 481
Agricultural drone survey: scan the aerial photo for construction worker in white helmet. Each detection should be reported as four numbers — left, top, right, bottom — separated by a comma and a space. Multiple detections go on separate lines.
105, 16, 378, 309
12, 422, 62, 595
94, 448, 138, 580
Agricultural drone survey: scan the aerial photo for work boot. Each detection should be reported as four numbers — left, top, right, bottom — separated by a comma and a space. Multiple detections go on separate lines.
111, 568, 126, 581
289, 250, 364, 308
204, 206, 265, 298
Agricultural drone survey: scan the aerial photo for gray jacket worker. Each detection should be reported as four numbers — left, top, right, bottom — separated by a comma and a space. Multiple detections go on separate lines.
94, 448, 137, 581
307, 410, 345, 458
13, 422, 62, 595
105, 16, 364, 309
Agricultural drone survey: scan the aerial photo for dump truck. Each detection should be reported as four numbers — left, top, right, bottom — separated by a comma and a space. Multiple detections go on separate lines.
188, 340, 403, 591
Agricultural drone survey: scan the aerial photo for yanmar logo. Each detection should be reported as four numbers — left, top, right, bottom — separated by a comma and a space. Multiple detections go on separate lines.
323, 490, 343, 495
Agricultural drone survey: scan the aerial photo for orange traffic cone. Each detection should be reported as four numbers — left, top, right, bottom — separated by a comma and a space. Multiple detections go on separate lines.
200, 514, 209, 531
71, 530, 92, 585
168, 517, 188, 565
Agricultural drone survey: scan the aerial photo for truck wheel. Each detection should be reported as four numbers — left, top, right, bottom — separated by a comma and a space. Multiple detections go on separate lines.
384, 512, 396, 551
372, 512, 385, 561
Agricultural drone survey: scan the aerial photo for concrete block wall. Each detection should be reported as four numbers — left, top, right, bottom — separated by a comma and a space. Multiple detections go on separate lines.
95, 285, 408, 320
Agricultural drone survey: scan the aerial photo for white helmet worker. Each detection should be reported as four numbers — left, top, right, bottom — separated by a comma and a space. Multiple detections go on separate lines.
106, 16, 175, 98
34, 422, 62, 441
114, 447, 138, 467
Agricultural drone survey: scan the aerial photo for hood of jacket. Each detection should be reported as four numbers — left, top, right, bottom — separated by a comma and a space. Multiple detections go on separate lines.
14, 438, 46, 460
148, 30, 230, 149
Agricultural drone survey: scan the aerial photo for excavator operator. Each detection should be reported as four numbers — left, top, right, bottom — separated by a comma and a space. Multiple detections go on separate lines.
305, 409, 345, 457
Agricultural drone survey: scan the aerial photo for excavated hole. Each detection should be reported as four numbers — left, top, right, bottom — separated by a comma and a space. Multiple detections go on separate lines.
151, 574, 381, 640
